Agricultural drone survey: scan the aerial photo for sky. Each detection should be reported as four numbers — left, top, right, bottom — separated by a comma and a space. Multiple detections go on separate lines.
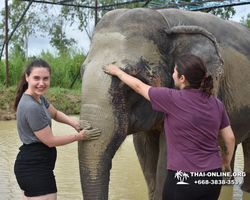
0, 1, 250, 57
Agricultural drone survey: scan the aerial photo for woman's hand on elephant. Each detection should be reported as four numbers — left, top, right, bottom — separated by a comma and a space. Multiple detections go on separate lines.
76, 120, 92, 132
102, 64, 121, 76
79, 128, 101, 140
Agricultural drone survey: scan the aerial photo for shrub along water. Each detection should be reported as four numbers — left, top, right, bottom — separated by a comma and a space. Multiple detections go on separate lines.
0, 85, 81, 119
0, 48, 85, 117
0, 47, 86, 90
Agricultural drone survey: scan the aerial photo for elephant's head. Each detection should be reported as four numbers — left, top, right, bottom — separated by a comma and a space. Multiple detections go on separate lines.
79, 8, 223, 200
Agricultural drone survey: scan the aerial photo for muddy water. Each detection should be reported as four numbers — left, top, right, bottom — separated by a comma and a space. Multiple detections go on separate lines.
0, 116, 249, 200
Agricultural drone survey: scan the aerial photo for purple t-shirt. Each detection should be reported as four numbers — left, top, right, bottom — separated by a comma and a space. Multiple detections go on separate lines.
149, 87, 230, 172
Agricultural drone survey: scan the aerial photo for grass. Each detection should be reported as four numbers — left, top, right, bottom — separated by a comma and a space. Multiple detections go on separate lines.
0, 48, 85, 89
46, 87, 82, 115
0, 47, 85, 119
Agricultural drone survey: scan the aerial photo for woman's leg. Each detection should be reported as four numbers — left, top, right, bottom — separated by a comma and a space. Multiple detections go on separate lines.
22, 190, 28, 200
26, 193, 57, 200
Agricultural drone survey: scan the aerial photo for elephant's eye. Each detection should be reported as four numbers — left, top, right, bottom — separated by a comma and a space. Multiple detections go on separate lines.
80, 65, 86, 78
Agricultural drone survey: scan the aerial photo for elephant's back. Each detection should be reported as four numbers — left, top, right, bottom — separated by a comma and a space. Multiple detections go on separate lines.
158, 8, 250, 55
94, 8, 172, 39
157, 8, 243, 31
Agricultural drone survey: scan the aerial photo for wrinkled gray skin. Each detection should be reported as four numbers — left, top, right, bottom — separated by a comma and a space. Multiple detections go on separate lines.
79, 8, 250, 200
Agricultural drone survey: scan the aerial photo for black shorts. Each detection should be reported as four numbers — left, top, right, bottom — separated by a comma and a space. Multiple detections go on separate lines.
162, 168, 222, 200
14, 143, 57, 197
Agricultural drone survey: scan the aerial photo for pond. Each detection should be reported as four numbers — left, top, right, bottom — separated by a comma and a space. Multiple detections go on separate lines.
0, 116, 249, 199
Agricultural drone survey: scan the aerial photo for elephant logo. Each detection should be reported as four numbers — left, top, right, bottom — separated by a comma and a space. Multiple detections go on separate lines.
175, 170, 190, 185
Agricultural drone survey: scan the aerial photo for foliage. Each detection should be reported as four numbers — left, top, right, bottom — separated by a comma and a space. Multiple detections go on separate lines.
0, 0, 78, 59
39, 5, 78, 55
0, 44, 26, 86
0, 60, 5, 85
240, 13, 250, 28
0, 47, 83, 118
8, 44, 26, 86
0, 0, 239, 60
39, 48, 85, 89
0, 0, 49, 59
209, 6, 236, 20
1, 48, 85, 89
44, 87, 81, 115
0, 84, 16, 111
58, 0, 142, 41
48, 16, 77, 55
145, 0, 236, 20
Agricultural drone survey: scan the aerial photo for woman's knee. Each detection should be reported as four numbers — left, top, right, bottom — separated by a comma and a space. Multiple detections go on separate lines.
25, 192, 57, 200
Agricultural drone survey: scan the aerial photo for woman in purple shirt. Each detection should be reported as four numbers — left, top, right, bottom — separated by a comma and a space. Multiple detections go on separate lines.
103, 54, 235, 200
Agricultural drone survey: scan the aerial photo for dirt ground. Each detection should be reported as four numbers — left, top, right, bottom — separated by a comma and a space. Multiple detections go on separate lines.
0, 108, 16, 121
0, 98, 16, 121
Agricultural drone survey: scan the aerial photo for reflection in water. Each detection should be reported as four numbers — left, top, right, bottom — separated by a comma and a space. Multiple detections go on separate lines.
0, 117, 249, 200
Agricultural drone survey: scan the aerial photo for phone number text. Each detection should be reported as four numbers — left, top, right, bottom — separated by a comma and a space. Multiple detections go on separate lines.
194, 180, 243, 185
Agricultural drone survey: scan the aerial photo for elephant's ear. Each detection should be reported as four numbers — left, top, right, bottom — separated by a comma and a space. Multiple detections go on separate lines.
165, 26, 224, 79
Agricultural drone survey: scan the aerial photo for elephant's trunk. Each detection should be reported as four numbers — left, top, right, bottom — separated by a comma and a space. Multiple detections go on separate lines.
78, 138, 112, 199
78, 103, 127, 199
79, 69, 128, 199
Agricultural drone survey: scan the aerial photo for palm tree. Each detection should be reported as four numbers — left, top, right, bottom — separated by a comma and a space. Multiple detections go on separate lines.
175, 170, 189, 184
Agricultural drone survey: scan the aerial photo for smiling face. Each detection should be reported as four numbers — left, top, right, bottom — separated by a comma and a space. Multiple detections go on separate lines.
25, 67, 50, 101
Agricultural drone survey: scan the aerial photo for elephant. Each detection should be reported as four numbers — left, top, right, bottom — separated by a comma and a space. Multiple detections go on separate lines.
78, 8, 250, 200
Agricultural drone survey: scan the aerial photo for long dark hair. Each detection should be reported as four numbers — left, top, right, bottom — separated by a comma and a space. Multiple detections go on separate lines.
13, 59, 51, 111
175, 54, 214, 97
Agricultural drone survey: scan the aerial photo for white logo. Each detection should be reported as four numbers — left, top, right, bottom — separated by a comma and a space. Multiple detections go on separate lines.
174, 170, 189, 185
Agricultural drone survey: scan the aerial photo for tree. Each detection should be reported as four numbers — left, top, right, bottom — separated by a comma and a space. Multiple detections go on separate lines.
209, 6, 236, 20
0, 0, 238, 60
46, 12, 77, 55
0, 0, 49, 59
49, 21, 76, 55
0, 0, 79, 58
240, 13, 250, 28
144, 0, 236, 20
58, 0, 142, 40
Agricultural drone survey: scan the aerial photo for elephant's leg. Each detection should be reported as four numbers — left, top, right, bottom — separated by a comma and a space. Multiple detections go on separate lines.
228, 144, 238, 181
241, 135, 250, 192
154, 132, 167, 200
78, 133, 127, 200
133, 131, 160, 200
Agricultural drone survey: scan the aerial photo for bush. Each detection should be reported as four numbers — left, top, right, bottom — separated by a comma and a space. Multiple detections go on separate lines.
1, 47, 86, 90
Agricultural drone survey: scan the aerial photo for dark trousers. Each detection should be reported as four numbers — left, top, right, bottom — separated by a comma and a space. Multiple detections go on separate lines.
162, 168, 222, 200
